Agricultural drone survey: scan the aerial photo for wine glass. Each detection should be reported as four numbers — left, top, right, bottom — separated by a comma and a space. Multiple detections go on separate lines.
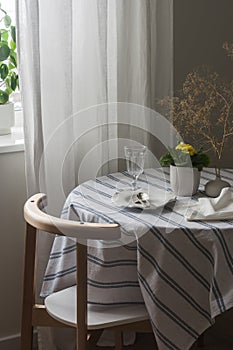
124, 145, 147, 191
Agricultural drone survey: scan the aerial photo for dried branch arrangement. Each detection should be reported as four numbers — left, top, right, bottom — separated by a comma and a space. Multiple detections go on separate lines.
223, 42, 233, 59
159, 66, 233, 176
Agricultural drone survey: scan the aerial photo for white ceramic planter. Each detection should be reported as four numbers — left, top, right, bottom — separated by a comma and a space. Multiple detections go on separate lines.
0, 102, 15, 135
170, 165, 201, 196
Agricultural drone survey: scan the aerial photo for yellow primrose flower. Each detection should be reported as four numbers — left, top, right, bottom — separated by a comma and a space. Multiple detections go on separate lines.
175, 142, 197, 156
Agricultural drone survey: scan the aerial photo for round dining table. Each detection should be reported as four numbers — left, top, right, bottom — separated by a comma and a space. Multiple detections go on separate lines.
41, 167, 233, 350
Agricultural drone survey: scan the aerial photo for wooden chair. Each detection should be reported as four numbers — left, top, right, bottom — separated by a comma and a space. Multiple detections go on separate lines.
21, 193, 152, 350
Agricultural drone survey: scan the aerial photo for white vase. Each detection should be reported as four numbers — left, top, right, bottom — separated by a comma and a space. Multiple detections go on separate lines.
0, 102, 15, 135
170, 165, 201, 196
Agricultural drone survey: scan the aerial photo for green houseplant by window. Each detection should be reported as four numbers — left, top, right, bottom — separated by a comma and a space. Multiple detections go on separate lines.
0, 3, 19, 135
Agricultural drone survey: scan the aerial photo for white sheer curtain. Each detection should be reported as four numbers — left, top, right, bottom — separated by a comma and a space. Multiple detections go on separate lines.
17, 0, 120, 205
16, 0, 173, 348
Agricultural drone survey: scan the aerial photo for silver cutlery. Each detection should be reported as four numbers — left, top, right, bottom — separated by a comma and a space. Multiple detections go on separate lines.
133, 192, 150, 207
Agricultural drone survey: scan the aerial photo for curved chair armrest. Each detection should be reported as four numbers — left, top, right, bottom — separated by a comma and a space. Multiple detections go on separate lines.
24, 193, 121, 241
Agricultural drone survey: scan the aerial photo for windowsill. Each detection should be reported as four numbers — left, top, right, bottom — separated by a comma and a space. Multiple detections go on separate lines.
0, 110, 25, 154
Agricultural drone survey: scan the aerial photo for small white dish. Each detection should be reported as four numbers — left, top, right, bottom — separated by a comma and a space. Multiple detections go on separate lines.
111, 189, 176, 209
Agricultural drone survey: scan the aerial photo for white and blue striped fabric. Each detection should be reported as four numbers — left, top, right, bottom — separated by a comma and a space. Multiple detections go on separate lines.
41, 168, 233, 350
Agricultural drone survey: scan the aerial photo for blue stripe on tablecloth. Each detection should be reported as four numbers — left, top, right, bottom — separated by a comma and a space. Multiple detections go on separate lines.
88, 301, 145, 306
162, 207, 214, 264
138, 244, 212, 323
141, 170, 170, 184
163, 207, 225, 312
156, 213, 215, 264
72, 197, 125, 225
87, 278, 139, 288
43, 265, 76, 281
106, 174, 130, 186
212, 278, 226, 312
205, 226, 233, 273
106, 172, 168, 192
148, 228, 210, 291
138, 272, 199, 339
71, 196, 116, 223
165, 204, 232, 309
44, 256, 137, 283
49, 244, 76, 259
122, 243, 137, 251
61, 206, 70, 215
108, 170, 171, 188
81, 183, 114, 198
87, 254, 137, 267
95, 178, 116, 189
72, 186, 212, 293
150, 318, 182, 350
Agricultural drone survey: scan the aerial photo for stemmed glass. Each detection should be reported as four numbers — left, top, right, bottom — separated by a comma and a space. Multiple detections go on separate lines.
124, 145, 147, 191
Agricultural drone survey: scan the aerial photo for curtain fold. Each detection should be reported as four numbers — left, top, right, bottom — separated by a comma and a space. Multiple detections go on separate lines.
16, 0, 44, 195
17, 0, 173, 348
116, 0, 173, 156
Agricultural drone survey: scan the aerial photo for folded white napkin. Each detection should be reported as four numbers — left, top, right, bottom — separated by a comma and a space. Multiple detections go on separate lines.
185, 187, 233, 221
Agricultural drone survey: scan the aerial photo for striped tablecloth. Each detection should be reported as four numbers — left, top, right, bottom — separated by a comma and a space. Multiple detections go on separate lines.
41, 168, 233, 350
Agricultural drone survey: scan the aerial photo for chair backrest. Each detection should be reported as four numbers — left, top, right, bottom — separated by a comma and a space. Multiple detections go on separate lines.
21, 193, 121, 350
24, 192, 121, 240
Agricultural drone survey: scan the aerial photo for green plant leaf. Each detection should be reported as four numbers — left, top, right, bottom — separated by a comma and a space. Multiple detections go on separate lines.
0, 89, 9, 104
4, 15, 11, 28
10, 51, 17, 67
159, 152, 175, 167
0, 41, 8, 47
0, 29, 8, 42
10, 26, 16, 42
10, 39, 16, 50
8, 63, 14, 70
0, 44, 10, 61
5, 82, 12, 95
0, 9, 18, 102
10, 72, 17, 90
0, 63, 8, 79
191, 152, 210, 171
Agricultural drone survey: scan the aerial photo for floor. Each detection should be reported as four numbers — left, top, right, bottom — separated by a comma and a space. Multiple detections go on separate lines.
94, 332, 233, 350
94, 329, 233, 350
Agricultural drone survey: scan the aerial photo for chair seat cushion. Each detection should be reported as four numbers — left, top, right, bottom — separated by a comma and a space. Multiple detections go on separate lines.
45, 286, 149, 329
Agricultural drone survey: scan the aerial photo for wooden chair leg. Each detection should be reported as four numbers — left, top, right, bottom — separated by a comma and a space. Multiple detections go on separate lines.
21, 224, 37, 350
115, 331, 123, 350
76, 243, 88, 350
87, 331, 103, 350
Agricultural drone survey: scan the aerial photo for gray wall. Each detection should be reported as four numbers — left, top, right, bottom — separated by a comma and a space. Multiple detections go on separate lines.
174, 0, 233, 91
174, 0, 233, 167
0, 151, 26, 347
